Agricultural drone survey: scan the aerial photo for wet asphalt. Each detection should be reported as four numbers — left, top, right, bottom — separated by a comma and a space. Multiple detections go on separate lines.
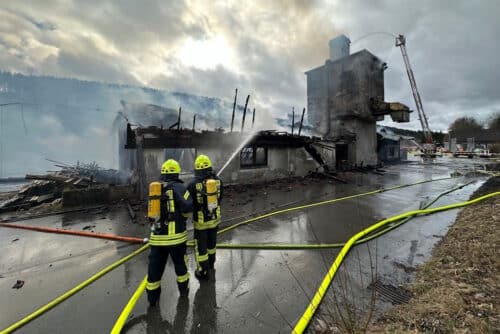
0, 158, 491, 333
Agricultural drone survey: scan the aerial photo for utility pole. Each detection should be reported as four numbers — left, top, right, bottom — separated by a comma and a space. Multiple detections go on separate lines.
291, 107, 295, 134
230, 88, 237, 132
251, 108, 256, 129
298, 107, 306, 135
192, 114, 196, 131
241, 94, 250, 132
177, 107, 182, 130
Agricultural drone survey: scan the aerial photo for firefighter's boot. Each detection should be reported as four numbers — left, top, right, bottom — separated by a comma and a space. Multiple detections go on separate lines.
195, 268, 209, 281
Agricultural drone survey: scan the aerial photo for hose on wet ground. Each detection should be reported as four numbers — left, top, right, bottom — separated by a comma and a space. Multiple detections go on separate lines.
476, 169, 500, 177
214, 180, 475, 250
291, 191, 500, 334
0, 177, 453, 248
109, 179, 470, 333
0, 176, 454, 333
110, 276, 148, 334
214, 176, 452, 237
0, 223, 146, 244
0, 244, 149, 334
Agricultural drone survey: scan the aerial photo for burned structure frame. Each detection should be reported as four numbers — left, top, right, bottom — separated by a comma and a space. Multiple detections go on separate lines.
122, 125, 332, 197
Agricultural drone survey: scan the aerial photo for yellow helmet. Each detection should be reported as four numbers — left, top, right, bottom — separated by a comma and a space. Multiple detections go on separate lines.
194, 154, 212, 170
161, 159, 181, 174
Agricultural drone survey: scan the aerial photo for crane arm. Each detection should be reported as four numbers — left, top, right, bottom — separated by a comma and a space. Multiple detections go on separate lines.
396, 35, 433, 144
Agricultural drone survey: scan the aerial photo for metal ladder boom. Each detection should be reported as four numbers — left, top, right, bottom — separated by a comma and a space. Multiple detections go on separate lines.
396, 35, 433, 144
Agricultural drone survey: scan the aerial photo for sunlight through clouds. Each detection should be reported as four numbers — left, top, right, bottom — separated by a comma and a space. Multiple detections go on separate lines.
176, 36, 235, 71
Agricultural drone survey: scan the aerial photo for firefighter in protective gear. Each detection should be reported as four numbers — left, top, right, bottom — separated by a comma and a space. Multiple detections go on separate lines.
187, 154, 223, 280
146, 159, 193, 306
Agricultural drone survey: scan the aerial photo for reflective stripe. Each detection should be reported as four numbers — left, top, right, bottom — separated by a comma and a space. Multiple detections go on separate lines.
194, 240, 201, 271
166, 189, 175, 213
194, 181, 221, 230
194, 212, 220, 230
149, 232, 187, 240
182, 213, 190, 218
194, 220, 220, 230
194, 241, 208, 268
177, 273, 190, 283
196, 183, 203, 206
146, 280, 161, 291
216, 180, 221, 198
168, 221, 176, 235
183, 191, 190, 200
197, 211, 204, 224
207, 248, 216, 255
149, 231, 187, 246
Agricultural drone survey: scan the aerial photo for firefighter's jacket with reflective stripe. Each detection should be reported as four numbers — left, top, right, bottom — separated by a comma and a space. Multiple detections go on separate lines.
187, 171, 223, 230
149, 179, 193, 246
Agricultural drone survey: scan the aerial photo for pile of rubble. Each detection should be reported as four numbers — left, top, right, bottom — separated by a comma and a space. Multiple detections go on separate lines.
0, 161, 133, 213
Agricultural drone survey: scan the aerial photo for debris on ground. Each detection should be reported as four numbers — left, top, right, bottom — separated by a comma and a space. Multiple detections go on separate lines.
12, 280, 25, 289
0, 160, 133, 213
126, 201, 136, 221
371, 176, 500, 332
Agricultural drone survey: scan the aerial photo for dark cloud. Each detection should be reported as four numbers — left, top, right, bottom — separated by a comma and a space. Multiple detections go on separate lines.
150, 64, 244, 101
0, 0, 498, 133
341, 0, 500, 130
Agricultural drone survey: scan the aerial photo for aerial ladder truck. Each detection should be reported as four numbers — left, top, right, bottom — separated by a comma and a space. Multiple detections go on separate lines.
395, 34, 437, 159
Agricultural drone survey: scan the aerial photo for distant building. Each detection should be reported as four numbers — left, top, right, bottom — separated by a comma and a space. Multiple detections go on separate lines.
377, 126, 416, 162
448, 129, 500, 152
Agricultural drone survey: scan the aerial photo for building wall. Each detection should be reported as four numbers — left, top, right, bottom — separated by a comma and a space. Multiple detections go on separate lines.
377, 139, 401, 163
201, 146, 319, 185
329, 35, 350, 62
142, 148, 165, 186
306, 66, 329, 135
349, 120, 378, 166
135, 145, 320, 189
326, 50, 384, 123
306, 49, 385, 166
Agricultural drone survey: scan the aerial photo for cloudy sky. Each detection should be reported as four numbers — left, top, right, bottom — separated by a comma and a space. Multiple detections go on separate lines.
1, 0, 499, 131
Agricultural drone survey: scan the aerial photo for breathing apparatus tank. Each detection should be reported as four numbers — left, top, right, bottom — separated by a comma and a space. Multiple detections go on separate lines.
148, 182, 162, 220
205, 179, 218, 213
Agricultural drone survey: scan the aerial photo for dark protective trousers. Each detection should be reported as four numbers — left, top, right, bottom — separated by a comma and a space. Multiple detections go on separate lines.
146, 243, 189, 304
194, 227, 218, 273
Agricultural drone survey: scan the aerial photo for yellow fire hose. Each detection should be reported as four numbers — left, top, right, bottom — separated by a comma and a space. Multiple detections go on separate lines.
0, 244, 149, 334
110, 276, 148, 334
291, 191, 500, 334
475, 169, 500, 177
110, 179, 477, 333
214, 176, 452, 236
215, 181, 475, 250
0, 176, 456, 333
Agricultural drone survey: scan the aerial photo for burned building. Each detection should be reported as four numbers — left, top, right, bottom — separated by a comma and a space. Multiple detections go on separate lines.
118, 35, 415, 188
306, 35, 411, 167
122, 125, 334, 196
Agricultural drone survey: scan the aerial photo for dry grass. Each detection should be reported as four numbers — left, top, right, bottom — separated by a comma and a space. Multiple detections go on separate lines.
373, 177, 500, 333
313, 245, 378, 334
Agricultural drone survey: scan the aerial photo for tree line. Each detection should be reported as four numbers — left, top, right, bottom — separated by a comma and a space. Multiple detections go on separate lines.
448, 112, 500, 133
